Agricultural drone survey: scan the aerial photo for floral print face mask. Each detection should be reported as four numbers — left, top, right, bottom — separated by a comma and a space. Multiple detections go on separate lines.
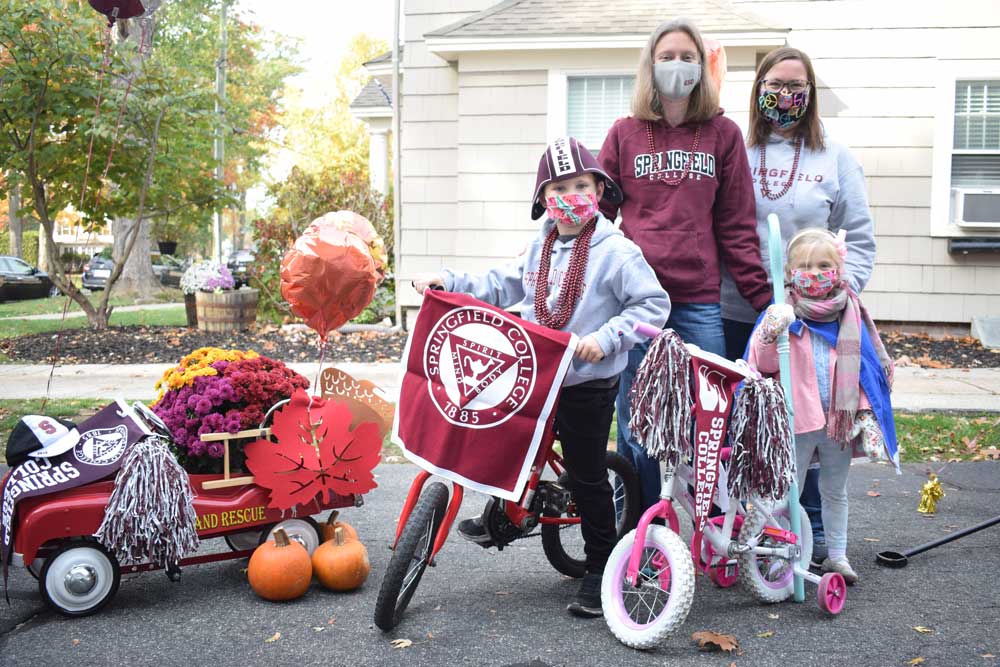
791, 268, 839, 297
545, 193, 599, 226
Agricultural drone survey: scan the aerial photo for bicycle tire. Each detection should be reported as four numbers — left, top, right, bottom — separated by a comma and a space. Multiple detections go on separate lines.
737, 500, 813, 603
601, 525, 695, 649
374, 482, 449, 631
541, 451, 641, 578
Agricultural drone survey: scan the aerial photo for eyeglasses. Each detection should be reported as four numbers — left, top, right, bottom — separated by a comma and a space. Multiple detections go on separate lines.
761, 79, 810, 94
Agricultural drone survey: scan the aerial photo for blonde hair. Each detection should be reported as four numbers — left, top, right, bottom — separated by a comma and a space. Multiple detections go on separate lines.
631, 19, 720, 124
786, 228, 842, 274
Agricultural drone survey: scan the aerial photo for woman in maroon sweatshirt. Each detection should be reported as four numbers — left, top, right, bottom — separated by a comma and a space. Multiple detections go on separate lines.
598, 18, 772, 511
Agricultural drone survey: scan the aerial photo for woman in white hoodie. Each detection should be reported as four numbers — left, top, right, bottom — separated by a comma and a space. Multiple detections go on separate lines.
719, 47, 878, 568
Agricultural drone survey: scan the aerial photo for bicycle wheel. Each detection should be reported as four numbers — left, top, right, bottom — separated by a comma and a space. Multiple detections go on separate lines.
374, 482, 449, 631
601, 525, 695, 649
737, 500, 813, 603
542, 451, 640, 578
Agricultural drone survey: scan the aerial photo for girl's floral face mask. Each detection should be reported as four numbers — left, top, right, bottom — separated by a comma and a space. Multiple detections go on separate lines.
791, 268, 839, 297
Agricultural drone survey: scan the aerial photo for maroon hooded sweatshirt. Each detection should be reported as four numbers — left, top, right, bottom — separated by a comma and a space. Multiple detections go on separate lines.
598, 113, 772, 311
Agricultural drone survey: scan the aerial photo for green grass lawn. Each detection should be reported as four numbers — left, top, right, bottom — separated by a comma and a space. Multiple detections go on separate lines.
0, 304, 186, 339
0, 290, 182, 319
896, 413, 1000, 463
0, 398, 113, 459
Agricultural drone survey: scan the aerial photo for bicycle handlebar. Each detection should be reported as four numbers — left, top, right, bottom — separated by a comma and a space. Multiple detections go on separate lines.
633, 322, 662, 340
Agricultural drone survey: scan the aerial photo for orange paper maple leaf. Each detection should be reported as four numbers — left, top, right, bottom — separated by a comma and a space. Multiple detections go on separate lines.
245, 390, 381, 510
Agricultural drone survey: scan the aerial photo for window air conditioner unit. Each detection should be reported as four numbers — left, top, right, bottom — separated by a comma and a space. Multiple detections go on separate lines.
952, 188, 1000, 229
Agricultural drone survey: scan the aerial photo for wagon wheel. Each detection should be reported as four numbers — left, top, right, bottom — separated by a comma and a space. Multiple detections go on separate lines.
223, 524, 275, 552
39, 539, 121, 617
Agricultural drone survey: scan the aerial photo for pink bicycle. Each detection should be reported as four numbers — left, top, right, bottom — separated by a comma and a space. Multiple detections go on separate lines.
601, 331, 846, 650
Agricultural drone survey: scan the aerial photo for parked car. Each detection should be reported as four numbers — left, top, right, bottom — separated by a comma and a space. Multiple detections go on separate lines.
81, 252, 114, 290
227, 250, 255, 288
151, 252, 187, 288
0, 255, 59, 301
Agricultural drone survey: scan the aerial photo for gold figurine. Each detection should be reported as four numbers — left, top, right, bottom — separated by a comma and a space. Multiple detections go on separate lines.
917, 473, 945, 514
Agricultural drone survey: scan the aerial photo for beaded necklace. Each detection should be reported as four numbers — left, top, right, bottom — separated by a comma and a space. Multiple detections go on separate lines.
533, 219, 597, 330
758, 137, 802, 200
645, 121, 702, 185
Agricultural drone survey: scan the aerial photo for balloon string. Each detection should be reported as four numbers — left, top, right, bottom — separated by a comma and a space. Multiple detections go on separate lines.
307, 336, 328, 417
79, 24, 115, 212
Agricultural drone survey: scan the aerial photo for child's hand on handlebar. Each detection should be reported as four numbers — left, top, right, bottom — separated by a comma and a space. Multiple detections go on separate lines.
575, 334, 605, 363
412, 273, 445, 294
757, 303, 795, 344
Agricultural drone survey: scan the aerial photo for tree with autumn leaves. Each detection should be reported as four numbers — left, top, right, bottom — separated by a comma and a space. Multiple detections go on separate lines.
0, 0, 295, 326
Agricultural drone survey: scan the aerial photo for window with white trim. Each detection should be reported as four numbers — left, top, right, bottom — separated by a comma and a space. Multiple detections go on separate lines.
566, 75, 634, 152
952, 80, 1000, 188
949, 80, 1000, 228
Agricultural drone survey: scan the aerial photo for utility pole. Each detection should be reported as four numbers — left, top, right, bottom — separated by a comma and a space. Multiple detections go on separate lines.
212, 0, 228, 262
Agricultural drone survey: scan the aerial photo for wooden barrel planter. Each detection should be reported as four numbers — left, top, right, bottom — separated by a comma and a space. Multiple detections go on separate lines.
184, 293, 198, 328
195, 288, 258, 332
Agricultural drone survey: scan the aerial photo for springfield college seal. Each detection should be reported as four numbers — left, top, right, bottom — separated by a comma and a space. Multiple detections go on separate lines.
423, 306, 537, 428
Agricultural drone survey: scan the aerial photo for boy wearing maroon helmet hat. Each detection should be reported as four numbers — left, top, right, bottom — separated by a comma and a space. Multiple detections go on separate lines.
413, 137, 669, 618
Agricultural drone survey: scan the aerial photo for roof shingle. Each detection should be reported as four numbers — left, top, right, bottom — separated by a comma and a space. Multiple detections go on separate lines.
426, 0, 785, 38
350, 78, 392, 110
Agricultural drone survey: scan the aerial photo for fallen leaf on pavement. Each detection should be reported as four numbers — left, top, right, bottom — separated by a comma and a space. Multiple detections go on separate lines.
913, 626, 933, 634
907, 658, 926, 666
767, 613, 779, 619
391, 639, 413, 649
982, 653, 995, 658
864, 537, 880, 542
327, 617, 337, 625
312, 627, 325, 632
434, 605, 443, 611
757, 630, 775, 638
867, 491, 881, 497
427, 632, 434, 639
72, 639, 80, 647
691, 630, 739, 652
495, 591, 511, 595
265, 632, 281, 643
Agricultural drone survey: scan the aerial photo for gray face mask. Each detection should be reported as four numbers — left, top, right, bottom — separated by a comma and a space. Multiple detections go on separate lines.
653, 61, 702, 101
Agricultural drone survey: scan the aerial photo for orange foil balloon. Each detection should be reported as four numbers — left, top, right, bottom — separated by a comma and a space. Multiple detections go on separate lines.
315, 211, 389, 284
280, 213, 382, 339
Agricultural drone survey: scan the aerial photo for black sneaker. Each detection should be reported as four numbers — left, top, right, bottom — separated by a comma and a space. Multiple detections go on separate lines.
457, 516, 494, 548
567, 573, 603, 618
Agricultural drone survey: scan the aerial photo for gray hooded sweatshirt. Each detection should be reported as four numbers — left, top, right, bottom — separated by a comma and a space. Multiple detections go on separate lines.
721, 133, 877, 323
442, 213, 670, 387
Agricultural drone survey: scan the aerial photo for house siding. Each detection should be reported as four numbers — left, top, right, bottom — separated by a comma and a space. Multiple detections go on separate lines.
400, 1, 499, 328
732, 0, 1000, 324
397, 0, 1000, 326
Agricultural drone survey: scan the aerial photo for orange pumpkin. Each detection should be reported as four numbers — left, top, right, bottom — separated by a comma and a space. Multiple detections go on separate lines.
321, 510, 359, 542
248, 528, 313, 601
312, 526, 370, 591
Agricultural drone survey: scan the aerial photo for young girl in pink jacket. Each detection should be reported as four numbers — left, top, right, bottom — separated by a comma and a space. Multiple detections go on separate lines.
749, 228, 897, 585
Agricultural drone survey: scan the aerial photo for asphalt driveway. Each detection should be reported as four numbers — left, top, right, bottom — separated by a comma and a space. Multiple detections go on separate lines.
1, 460, 998, 667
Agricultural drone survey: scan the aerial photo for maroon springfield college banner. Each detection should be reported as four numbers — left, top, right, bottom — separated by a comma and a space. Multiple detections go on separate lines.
689, 351, 751, 563
393, 291, 576, 500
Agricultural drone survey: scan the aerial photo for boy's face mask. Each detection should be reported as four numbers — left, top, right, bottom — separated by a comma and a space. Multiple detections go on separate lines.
545, 192, 599, 226
791, 268, 839, 297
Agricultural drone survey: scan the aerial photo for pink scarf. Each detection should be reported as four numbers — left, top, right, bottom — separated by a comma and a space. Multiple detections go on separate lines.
787, 282, 893, 443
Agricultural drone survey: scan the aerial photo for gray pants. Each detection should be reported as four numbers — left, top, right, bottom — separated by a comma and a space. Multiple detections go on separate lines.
795, 430, 852, 556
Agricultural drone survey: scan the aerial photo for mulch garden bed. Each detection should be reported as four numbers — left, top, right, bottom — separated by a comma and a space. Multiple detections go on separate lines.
0, 325, 996, 368
882, 331, 1000, 369
0, 325, 407, 365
